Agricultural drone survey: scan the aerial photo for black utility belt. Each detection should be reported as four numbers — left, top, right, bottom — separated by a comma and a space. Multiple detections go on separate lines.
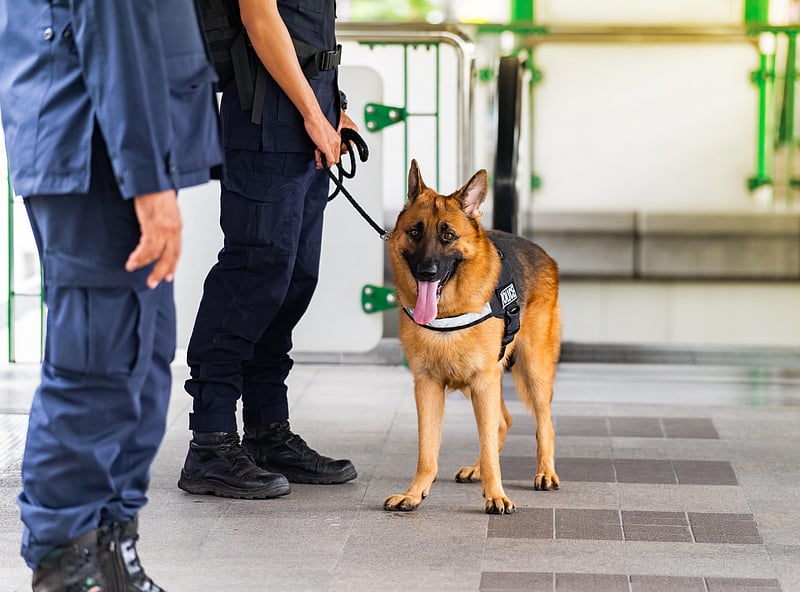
296, 41, 341, 79
242, 41, 341, 126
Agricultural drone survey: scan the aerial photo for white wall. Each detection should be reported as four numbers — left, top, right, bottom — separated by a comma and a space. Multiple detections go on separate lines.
537, 0, 744, 25
560, 281, 800, 347
529, 42, 760, 212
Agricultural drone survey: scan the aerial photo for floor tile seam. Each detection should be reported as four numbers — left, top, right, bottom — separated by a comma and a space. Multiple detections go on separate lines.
328, 509, 362, 577
189, 500, 236, 565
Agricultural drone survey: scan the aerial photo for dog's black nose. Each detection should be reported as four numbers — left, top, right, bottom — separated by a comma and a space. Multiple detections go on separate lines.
415, 263, 438, 281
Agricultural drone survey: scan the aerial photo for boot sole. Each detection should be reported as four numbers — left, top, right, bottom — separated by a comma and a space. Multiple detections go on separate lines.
177, 473, 291, 499
260, 464, 358, 485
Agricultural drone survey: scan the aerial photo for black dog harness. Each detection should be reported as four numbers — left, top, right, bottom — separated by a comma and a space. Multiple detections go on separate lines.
404, 250, 522, 360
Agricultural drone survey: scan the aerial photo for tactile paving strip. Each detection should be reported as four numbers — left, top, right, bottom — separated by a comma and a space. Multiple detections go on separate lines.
487, 509, 763, 544
479, 572, 782, 592
500, 457, 738, 485
511, 416, 719, 438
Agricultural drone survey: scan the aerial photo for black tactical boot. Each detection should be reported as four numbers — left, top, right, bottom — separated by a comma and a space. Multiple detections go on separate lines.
243, 422, 357, 484
97, 516, 163, 592
32, 530, 105, 592
177, 431, 290, 499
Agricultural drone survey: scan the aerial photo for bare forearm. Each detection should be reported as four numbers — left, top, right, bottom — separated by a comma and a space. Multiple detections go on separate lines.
239, 0, 323, 123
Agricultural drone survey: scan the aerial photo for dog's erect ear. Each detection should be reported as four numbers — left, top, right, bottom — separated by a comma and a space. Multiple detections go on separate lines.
407, 159, 427, 203
459, 169, 488, 218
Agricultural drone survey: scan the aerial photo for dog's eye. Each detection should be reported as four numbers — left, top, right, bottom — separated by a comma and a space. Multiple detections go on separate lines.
442, 230, 457, 242
407, 227, 422, 240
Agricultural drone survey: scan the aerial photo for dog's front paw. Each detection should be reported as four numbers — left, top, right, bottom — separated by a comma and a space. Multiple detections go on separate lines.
534, 471, 560, 491
384, 493, 422, 512
485, 496, 515, 515
455, 465, 481, 483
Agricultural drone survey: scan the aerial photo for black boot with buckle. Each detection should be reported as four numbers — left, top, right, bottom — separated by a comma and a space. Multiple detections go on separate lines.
177, 431, 290, 498
243, 421, 357, 484
97, 516, 163, 592
32, 530, 105, 592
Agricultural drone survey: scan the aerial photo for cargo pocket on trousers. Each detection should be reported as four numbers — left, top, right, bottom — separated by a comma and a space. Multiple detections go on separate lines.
45, 286, 141, 378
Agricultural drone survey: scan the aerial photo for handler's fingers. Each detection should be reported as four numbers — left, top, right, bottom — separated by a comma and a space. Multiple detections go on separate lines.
147, 235, 181, 287
126, 189, 182, 288
125, 234, 179, 288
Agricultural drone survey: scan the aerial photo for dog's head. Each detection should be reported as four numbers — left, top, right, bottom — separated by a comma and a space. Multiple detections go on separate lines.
388, 160, 492, 325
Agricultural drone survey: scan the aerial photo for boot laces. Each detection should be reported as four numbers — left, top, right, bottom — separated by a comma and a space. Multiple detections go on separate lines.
219, 432, 260, 467
118, 529, 163, 592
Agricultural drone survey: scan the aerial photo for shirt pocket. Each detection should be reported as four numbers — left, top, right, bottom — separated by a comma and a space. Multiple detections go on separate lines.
166, 52, 218, 100
166, 53, 220, 170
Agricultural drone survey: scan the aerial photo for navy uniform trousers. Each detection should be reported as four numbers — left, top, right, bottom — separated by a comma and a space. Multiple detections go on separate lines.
185, 148, 330, 433
18, 132, 175, 569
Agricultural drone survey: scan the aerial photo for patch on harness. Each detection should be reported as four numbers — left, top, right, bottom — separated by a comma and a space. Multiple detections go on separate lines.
498, 282, 518, 309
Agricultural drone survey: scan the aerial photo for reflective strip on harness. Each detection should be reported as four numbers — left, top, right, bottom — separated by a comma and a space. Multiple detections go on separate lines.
405, 249, 522, 361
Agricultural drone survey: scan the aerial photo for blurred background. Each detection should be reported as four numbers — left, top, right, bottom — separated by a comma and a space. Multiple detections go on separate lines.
5, 0, 800, 365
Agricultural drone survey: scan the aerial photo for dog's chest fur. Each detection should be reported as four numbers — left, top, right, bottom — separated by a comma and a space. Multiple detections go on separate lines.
399, 314, 507, 388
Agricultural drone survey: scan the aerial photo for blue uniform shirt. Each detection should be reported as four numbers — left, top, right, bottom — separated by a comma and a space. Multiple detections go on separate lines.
0, 0, 224, 199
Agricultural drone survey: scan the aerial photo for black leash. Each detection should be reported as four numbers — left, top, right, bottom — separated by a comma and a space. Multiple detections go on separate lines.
325, 128, 388, 241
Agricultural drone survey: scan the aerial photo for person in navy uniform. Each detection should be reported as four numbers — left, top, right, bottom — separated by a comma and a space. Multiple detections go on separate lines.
0, 1, 223, 590
178, 0, 359, 498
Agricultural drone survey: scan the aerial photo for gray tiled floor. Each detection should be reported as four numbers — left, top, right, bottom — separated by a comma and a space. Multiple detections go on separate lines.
1, 355, 800, 591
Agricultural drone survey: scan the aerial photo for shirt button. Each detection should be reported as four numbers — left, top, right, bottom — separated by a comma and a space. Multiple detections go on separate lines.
43, 27, 54, 41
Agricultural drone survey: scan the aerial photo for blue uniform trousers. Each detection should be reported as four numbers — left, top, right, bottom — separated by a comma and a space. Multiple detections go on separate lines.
185, 149, 329, 433
18, 134, 175, 569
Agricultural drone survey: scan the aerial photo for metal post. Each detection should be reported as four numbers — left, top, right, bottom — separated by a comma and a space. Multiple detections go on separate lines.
747, 32, 777, 193
745, 0, 774, 196
511, 0, 534, 24
785, 32, 797, 203
744, 0, 770, 25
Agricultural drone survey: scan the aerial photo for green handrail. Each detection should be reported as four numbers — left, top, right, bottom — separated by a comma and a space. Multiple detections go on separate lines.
749, 42, 776, 191
6, 160, 13, 362
5, 161, 45, 363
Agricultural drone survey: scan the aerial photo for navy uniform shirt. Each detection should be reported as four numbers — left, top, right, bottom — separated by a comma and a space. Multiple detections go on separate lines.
221, 0, 340, 154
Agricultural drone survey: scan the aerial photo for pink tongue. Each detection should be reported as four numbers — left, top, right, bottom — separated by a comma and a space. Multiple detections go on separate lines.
414, 281, 439, 325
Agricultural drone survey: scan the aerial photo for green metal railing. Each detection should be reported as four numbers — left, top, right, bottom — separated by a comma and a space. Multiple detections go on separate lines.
335, 23, 476, 316
7, 1, 799, 356
5, 164, 12, 362
6, 167, 44, 363
337, 22, 476, 184
476, 20, 800, 205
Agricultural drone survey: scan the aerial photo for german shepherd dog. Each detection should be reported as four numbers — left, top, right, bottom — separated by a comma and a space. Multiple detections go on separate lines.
384, 160, 561, 514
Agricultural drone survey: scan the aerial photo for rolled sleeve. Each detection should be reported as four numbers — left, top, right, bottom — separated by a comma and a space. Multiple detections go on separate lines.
70, 0, 175, 198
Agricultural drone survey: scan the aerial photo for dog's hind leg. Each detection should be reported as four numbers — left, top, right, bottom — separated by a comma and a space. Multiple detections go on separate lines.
384, 374, 446, 512
455, 396, 512, 483
512, 305, 561, 491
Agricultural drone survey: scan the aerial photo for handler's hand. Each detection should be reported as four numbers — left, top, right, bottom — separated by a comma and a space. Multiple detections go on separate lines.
305, 113, 341, 169
126, 189, 182, 289
338, 111, 359, 135
338, 111, 359, 154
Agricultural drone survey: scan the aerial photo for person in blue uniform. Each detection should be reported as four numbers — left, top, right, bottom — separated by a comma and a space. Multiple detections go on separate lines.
178, 0, 358, 498
0, 1, 223, 590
